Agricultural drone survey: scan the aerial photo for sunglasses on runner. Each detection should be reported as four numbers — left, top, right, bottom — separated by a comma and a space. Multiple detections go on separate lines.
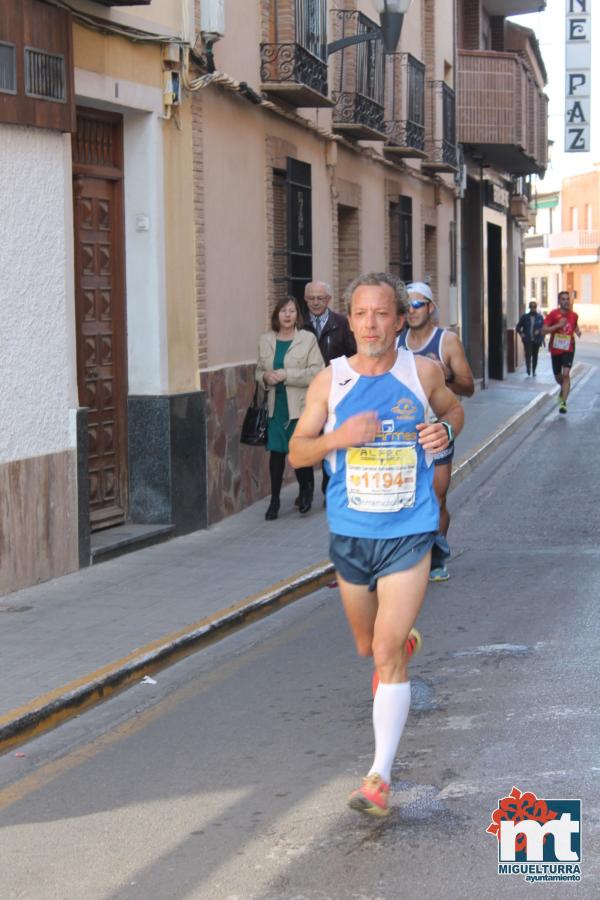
409, 300, 429, 309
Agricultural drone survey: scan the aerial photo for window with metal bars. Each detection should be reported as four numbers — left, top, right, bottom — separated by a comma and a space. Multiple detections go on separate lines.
389, 197, 413, 284
407, 56, 425, 129
272, 159, 313, 312
24, 46, 66, 102
295, 0, 327, 60
357, 14, 384, 104
0, 42, 16, 94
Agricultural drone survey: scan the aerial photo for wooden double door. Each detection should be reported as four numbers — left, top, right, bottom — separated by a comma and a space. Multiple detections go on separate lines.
72, 108, 128, 529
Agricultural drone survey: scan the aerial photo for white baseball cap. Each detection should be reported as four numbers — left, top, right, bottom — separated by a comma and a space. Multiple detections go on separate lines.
407, 282, 434, 303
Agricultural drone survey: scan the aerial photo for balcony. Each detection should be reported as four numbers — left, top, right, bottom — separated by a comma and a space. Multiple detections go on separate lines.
510, 177, 533, 224
260, 0, 331, 107
422, 81, 458, 173
483, 1, 547, 14
548, 231, 600, 251
383, 53, 426, 158
330, 10, 386, 140
458, 49, 547, 176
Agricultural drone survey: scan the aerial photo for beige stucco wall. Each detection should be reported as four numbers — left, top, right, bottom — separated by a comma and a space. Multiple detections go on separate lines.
163, 100, 199, 393
73, 24, 159, 86
91, 0, 193, 38
201, 89, 338, 368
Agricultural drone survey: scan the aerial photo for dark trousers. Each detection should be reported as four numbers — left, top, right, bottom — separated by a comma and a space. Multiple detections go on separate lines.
523, 341, 540, 374
305, 463, 328, 496
269, 452, 312, 500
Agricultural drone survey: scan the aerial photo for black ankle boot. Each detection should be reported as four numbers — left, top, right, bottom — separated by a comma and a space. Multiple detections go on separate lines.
265, 498, 280, 520
298, 487, 312, 515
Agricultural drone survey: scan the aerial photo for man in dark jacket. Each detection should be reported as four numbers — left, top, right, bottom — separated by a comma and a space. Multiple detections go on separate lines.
516, 301, 544, 376
302, 281, 356, 503
303, 281, 357, 364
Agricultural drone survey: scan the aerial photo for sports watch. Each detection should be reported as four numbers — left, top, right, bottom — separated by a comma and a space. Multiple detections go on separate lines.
439, 420, 455, 445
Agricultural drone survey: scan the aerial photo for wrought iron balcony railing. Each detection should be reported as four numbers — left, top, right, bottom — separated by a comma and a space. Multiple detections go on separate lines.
384, 53, 426, 157
423, 80, 458, 172
330, 10, 386, 140
260, 0, 331, 107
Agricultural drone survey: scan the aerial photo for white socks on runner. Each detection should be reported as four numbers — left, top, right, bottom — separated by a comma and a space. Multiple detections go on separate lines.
368, 680, 411, 785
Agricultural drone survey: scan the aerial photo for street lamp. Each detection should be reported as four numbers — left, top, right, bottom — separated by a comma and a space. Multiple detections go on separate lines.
327, 0, 413, 57
372, 0, 413, 54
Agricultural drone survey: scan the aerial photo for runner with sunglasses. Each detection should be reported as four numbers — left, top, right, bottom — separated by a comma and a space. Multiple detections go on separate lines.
397, 283, 474, 581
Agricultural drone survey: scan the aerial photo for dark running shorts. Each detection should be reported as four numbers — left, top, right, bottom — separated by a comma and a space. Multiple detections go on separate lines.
551, 351, 574, 377
329, 531, 436, 592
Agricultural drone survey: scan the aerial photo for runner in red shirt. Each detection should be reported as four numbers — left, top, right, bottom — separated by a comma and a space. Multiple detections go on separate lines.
543, 291, 581, 414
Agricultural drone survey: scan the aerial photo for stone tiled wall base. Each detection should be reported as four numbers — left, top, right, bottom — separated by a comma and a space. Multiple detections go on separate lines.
204, 364, 276, 525
0, 450, 79, 596
128, 392, 208, 536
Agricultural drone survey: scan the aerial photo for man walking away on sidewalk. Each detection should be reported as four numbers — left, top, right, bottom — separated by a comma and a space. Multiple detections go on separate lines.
302, 281, 356, 504
516, 301, 544, 376
290, 272, 464, 817
397, 282, 474, 582
543, 291, 581, 414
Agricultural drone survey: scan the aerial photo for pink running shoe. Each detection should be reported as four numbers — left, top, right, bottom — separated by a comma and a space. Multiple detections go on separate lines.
348, 773, 391, 817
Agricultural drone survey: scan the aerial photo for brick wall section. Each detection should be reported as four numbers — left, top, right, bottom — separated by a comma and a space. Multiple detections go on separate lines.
331, 5, 359, 98
459, 0, 481, 50
338, 205, 360, 302
423, 0, 435, 154
262, 0, 296, 44
424, 224, 438, 301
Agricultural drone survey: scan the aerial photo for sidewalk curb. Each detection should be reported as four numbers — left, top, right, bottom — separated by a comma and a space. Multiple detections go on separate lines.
0, 562, 334, 754
450, 391, 551, 490
0, 365, 590, 755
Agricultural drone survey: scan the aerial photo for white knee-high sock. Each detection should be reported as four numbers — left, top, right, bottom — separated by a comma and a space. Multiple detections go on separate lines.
368, 681, 411, 785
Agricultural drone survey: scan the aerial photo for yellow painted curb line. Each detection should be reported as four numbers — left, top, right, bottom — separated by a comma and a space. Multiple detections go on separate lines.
0, 560, 334, 755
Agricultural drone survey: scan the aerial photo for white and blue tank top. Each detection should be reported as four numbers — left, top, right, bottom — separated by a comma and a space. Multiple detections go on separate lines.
397, 326, 446, 361
324, 351, 439, 539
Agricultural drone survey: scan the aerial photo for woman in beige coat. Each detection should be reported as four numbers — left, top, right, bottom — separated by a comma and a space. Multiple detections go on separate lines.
256, 297, 323, 520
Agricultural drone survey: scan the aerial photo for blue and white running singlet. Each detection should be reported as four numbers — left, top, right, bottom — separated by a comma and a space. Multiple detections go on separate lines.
397, 326, 447, 361
324, 351, 439, 539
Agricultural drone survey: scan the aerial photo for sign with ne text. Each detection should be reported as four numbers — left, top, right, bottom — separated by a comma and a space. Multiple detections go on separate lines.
565, 0, 591, 153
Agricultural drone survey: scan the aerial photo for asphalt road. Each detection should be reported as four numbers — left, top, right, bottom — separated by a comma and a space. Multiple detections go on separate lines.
2, 343, 600, 900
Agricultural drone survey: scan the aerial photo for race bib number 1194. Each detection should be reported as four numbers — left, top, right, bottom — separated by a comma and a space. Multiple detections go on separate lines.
346, 444, 417, 513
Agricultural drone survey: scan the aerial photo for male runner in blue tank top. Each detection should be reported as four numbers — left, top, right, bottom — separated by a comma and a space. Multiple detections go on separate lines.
397, 282, 474, 581
289, 273, 463, 817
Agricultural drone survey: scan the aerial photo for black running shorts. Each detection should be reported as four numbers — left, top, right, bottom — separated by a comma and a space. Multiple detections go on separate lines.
551, 351, 574, 377
329, 531, 436, 592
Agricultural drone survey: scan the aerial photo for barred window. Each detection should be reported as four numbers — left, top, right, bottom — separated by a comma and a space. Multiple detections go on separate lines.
25, 47, 66, 102
0, 42, 16, 94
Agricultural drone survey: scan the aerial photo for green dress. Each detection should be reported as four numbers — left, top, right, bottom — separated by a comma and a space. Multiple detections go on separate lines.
267, 340, 296, 453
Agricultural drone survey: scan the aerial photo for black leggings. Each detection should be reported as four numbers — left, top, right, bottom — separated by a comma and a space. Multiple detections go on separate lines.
269, 451, 312, 499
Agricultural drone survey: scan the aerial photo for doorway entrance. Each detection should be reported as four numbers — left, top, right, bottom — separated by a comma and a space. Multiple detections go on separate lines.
487, 222, 504, 380
72, 108, 128, 529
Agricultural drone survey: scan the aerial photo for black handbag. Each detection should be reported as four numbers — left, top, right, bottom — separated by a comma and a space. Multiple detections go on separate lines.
240, 384, 268, 446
